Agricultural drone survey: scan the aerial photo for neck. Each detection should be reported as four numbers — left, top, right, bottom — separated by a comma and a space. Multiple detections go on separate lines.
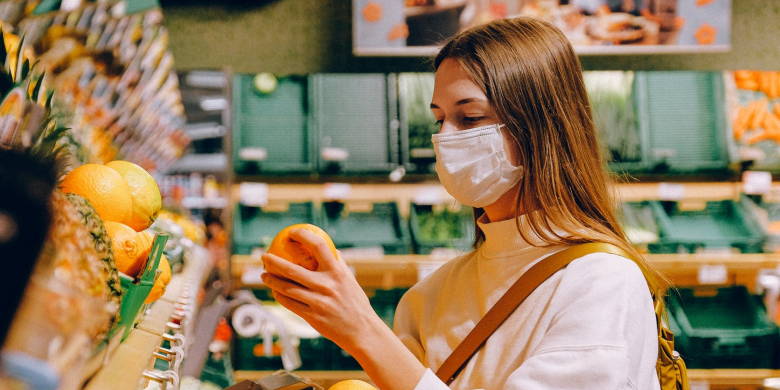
482, 183, 523, 223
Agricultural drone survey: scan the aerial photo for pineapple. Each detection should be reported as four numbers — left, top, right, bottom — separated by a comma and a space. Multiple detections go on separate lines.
41, 192, 121, 338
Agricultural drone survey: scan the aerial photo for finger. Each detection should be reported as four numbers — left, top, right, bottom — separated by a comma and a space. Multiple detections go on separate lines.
260, 272, 317, 305
270, 289, 311, 320
261, 252, 318, 289
289, 228, 340, 271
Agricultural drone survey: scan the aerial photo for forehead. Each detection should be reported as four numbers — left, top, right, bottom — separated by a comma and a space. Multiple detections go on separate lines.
432, 58, 486, 103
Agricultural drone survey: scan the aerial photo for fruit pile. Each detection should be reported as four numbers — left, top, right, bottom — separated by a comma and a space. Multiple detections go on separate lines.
58, 160, 170, 306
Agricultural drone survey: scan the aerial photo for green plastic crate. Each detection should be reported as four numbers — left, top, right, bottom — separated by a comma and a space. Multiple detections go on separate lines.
741, 194, 780, 253
309, 73, 400, 174
611, 71, 731, 174
668, 285, 780, 369
320, 201, 411, 254
620, 202, 661, 248
233, 74, 315, 175
113, 233, 168, 341
408, 202, 474, 254
233, 202, 317, 255
647, 199, 765, 253
368, 288, 408, 329
398, 73, 438, 174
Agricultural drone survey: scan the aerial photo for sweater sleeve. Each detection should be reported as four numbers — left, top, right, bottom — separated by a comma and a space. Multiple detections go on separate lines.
501, 253, 657, 390
412, 369, 450, 390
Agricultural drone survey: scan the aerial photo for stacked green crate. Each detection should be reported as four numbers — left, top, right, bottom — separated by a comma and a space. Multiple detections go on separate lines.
598, 71, 732, 174
320, 201, 412, 254
233, 202, 317, 255
631, 71, 731, 173
309, 74, 401, 174
620, 202, 661, 250
668, 285, 780, 368
647, 199, 764, 253
233, 74, 315, 175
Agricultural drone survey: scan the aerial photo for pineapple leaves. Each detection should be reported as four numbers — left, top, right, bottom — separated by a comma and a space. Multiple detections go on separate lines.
20, 58, 29, 82
0, 30, 6, 68
14, 34, 24, 81
31, 71, 45, 102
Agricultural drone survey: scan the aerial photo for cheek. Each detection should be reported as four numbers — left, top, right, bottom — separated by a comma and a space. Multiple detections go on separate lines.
502, 136, 521, 167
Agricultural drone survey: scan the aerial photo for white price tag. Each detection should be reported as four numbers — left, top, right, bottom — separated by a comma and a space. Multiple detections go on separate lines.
323, 183, 352, 201
413, 185, 445, 205
689, 380, 710, 390
60, 0, 83, 12
697, 264, 728, 285
658, 183, 685, 201
239, 183, 269, 207
241, 265, 266, 285
743, 171, 773, 195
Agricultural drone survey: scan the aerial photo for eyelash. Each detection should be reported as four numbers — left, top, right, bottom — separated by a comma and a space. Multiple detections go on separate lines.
434, 116, 485, 126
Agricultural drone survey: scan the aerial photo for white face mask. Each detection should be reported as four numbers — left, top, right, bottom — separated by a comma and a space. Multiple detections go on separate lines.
432, 124, 523, 208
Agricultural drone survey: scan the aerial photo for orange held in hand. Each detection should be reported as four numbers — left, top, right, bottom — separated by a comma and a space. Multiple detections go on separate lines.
267, 223, 337, 271
328, 380, 377, 390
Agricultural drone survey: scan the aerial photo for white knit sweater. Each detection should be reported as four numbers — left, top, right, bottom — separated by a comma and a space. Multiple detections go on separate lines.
393, 214, 660, 390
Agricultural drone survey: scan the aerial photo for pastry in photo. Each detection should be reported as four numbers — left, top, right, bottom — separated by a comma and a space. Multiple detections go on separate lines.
586, 12, 659, 44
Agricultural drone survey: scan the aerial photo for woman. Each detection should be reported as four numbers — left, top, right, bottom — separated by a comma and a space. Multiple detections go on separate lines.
261, 16, 663, 390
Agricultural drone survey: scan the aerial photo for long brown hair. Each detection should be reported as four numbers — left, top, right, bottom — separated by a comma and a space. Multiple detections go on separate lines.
435, 17, 666, 298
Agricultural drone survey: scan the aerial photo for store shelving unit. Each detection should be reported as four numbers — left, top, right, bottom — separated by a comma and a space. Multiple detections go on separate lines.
84, 246, 212, 390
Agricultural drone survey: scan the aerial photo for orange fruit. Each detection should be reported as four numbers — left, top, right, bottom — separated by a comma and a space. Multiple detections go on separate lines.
267, 223, 337, 271
157, 254, 171, 286
145, 277, 166, 304
105, 160, 162, 232
105, 221, 153, 278
60, 163, 133, 225
144, 254, 171, 304
328, 380, 377, 390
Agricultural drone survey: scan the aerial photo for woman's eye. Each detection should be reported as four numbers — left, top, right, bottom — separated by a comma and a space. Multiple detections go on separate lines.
434, 119, 443, 126
464, 116, 484, 122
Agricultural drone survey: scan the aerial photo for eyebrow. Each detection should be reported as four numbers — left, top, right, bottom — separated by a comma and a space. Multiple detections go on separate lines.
429, 97, 487, 109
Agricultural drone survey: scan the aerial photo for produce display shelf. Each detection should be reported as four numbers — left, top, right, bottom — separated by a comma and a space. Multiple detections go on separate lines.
231, 181, 746, 218
83, 274, 184, 390
233, 253, 780, 292
84, 248, 210, 390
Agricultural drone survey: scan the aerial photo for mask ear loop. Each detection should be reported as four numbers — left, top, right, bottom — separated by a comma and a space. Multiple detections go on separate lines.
497, 123, 523, 169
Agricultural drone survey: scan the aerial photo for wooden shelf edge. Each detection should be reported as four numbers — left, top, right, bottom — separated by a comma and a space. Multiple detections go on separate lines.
234, 369, 780, 386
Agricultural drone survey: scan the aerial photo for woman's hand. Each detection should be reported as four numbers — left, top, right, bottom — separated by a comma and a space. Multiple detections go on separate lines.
261, 227, 427, 390
260, 227, 377, 350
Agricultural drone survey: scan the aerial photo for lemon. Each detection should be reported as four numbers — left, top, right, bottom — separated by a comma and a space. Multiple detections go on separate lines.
106, 160, 162, 232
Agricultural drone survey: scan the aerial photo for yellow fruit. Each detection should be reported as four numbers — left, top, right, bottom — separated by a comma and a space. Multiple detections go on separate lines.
145, 277, 166, 304
105, 221, 152, 278
60, 164, 133, 225
105, 160, 162, 232
328, 380, 377, 390
158, 254, 171, 286
267, 223, 337, 271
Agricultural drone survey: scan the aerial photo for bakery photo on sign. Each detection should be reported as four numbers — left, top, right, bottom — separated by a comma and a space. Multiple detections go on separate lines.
352, 0, 731, 56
